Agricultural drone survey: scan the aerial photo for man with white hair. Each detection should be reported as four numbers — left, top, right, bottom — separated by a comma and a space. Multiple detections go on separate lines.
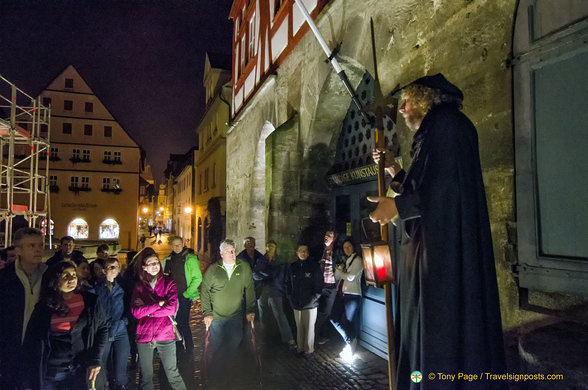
201, 239, 255, 379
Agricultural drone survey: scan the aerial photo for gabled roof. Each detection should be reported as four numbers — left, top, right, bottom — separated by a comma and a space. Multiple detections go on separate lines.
39, 64, 142, 149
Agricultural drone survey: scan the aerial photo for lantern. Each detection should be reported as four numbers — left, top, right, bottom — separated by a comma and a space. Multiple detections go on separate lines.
361, 241, 394, 287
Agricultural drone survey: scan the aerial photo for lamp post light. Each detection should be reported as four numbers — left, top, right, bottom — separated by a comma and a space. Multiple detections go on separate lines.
183, 206, 192, 214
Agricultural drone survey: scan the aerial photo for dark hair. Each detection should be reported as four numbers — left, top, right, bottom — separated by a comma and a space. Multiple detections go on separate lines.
60, 236, 74, 245
104, 256, 119, 266
90, 258, 105, 279
97, 244, 109, 254
40, 260, 78, 316
134, 247, 162, 281
13, 227, 43, 246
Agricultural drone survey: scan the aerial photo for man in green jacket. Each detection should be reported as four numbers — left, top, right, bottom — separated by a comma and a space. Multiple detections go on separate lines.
163, 236, 202, 353
201, 239, 255, 378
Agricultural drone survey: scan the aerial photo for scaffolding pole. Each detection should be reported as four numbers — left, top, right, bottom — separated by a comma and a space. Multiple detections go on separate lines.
0, 74, 51, 247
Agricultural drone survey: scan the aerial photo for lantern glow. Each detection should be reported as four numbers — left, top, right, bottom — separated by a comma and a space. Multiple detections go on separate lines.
361, 241, 394, 287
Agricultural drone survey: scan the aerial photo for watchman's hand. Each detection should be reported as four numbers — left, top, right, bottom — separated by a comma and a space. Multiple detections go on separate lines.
367, 196, 398, 225
373, 148, 401, 177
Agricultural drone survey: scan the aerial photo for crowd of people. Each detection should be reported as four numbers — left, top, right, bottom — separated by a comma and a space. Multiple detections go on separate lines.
0, 227, 365, 389
0, 231, 202, 390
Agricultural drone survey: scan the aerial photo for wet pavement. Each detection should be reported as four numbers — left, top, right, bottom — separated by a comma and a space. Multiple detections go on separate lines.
124, 236, 389, 390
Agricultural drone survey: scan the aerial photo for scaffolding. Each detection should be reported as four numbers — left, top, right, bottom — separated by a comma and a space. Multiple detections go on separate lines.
0, 74, 51, 247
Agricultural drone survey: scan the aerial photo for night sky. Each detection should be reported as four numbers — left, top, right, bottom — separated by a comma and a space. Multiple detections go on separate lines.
0, 0, 234, 184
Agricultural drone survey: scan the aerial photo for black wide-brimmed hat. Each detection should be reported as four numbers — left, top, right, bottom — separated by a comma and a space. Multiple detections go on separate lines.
391, 73, 464, 100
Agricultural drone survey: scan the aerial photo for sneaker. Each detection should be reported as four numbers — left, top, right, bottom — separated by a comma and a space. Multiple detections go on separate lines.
287, 340, 297, 349
317, 336, 329, 345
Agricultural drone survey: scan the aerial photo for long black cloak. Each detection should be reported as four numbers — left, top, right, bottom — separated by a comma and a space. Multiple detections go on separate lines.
394, 99, 506, 389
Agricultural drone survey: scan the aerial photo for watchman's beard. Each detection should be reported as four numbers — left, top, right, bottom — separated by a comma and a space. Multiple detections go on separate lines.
403, 110, 426, 131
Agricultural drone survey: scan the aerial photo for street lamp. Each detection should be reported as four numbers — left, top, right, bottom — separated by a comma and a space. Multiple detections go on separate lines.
184, 206, 192, 214
142, 207, 149, 214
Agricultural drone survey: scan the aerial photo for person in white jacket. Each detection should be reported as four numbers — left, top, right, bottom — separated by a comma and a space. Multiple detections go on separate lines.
331, 238, 364, 359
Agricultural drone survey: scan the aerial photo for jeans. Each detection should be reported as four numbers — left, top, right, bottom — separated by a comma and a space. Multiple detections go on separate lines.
42, 367, 86, 390
137, 340, 186, 390
176, 295, 194, 351
315, 284, 338, 338
207, 316, 243, 378
258, 295, 294, 343
330, 294, 361, 344
97, 332, 131, 389
293, 308, 318, 353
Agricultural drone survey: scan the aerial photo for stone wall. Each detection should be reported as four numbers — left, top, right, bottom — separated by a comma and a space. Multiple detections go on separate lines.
226, 0, 562, 329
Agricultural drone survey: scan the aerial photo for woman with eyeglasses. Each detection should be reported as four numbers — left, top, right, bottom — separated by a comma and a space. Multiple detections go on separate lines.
22, 260, 109, 390
131, 247, 186, 390
94, 257, 130, 390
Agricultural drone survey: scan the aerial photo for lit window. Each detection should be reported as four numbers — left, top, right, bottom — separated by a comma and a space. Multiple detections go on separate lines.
99, 218, 119, 239
40, 219, 54, 236
67, 218, 88, 239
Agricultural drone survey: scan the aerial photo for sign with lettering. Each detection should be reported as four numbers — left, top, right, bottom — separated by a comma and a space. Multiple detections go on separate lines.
61, 202, 98, 210
327, 164, 378, 186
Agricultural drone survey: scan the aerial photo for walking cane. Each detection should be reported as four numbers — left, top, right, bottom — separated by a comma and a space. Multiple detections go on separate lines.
250, 320, 263, 388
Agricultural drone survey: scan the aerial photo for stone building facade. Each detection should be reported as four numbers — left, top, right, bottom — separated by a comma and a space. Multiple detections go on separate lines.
40, 65, 141, 249
226, 0, 588, 338
194, 53, 231, 263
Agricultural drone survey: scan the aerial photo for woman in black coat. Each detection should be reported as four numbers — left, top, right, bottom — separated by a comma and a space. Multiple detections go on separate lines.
23, 260, 109, 390
285, 244, 324, 356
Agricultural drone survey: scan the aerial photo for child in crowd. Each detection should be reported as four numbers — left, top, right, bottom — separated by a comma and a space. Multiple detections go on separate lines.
95, 257, 130, 390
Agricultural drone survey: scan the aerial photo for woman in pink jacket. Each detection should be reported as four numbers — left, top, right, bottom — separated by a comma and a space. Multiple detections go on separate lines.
131, 247, 186, 390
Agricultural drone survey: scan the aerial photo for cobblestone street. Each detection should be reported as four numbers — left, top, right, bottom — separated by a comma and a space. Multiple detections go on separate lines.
123, 237, 389, 389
